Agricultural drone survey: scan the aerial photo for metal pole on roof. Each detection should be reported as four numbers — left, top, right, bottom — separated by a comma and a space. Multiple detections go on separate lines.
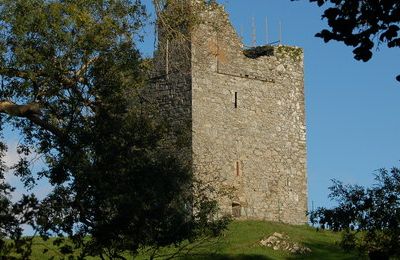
251, 16, 257, 47
166, 39, 169, 78
265, 16, 269, 45
279, 20, 283, 45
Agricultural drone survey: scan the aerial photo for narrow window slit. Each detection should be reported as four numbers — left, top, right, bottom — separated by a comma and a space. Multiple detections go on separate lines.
234, 92, 238, 108
236, 161, 240, 176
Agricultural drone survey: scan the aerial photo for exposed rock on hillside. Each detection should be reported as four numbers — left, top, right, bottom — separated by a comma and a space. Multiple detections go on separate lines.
260, 232, 311, 254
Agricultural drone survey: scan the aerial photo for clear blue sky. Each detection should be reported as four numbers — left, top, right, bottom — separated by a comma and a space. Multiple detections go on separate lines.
4, 0, 400, 211
138, 0, 400, 209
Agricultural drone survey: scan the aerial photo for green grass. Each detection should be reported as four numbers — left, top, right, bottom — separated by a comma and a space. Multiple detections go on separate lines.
26, 221, 360, 259
136, 221, 360, 260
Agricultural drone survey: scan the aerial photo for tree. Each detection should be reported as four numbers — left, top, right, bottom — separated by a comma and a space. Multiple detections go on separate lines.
0, 0, 228, 258
301, 0, 400, 81
310, 167, 400, 260
0, 129, 38, 258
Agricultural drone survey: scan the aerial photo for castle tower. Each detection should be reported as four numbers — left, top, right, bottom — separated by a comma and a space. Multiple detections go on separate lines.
150, 1, 308, 224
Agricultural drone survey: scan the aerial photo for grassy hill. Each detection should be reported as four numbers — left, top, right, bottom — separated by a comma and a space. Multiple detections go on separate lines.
28, 221, 359, 259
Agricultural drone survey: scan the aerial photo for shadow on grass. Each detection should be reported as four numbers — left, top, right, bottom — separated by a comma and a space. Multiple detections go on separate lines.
286, 241, 360, 260
180, 253, 273, 260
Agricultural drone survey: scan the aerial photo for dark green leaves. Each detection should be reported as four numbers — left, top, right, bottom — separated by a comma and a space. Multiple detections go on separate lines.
310, 167, 400, 258
302, 0, 400, 79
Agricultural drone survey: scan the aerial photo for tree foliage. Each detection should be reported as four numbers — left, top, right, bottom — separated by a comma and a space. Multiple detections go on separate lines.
310, 167, 400, 259
302, 0, 400, 81
0, 0, 228, 258
0, 129, 38, 258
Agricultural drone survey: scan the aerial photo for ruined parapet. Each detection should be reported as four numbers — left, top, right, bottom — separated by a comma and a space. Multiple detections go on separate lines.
148, 0, 308, 224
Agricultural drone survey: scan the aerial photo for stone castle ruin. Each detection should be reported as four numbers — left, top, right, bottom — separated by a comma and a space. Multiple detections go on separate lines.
148, 0, 308, 225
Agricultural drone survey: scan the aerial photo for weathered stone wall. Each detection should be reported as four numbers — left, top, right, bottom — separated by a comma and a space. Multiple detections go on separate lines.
150, 1, 308, 225
145, 9, 193, 163
151, 31, 192, 127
